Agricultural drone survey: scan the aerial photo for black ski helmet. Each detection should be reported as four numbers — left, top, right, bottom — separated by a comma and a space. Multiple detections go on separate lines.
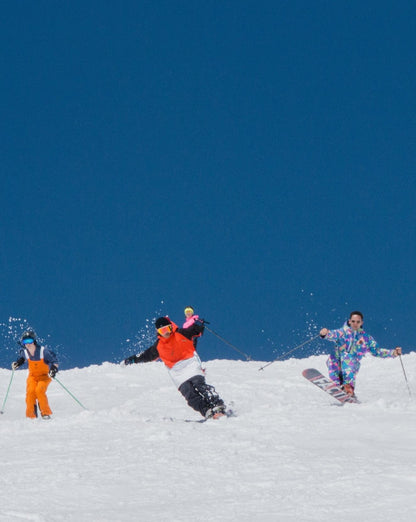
155, 317, 171, 329
21, 330, 37, 342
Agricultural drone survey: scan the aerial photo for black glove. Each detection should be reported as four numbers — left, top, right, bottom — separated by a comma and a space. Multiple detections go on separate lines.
124, 354, 139, 365
196, 318, 210, 325
49, 364, 58, 378
11, 357, 25, 370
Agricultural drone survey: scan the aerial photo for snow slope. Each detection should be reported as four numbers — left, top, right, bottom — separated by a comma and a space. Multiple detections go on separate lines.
1, 354, 415, 522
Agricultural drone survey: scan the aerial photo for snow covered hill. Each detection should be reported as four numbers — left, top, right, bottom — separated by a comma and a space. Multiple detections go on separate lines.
1, 354, 415, 522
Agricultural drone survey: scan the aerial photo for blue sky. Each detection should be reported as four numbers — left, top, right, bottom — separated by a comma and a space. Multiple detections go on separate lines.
1, 1, 415, 368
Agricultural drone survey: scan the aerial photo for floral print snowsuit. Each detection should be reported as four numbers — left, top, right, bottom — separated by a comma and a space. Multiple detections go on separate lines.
324, 322, 396, 388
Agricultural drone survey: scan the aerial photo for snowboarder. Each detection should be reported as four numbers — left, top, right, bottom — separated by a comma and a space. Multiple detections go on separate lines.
320, 311, 402, 396
124, 317, 226, 419
12, 330, 59, 419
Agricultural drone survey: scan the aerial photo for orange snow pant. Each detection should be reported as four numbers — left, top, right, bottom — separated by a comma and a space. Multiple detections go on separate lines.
26, 374, 52, 418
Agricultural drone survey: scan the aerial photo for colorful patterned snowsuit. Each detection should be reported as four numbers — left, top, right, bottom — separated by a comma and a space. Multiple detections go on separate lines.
20, 345, 58, 418
324, 323, 396, 388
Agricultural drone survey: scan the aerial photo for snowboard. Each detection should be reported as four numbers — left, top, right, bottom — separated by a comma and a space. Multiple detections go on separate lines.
302, 368, 359, 404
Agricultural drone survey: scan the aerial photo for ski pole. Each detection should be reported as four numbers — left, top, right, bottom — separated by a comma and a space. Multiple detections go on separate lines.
398, 354, 412, 398
201, 323, 251, 361
0, 369, 15, 414
258, 334, 321, 371
53, 376, 88, 410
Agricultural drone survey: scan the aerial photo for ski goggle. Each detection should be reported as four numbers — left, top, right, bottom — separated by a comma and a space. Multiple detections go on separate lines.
22, 338, 35, 345
184, 308, 194, 315
157, 325, 173, 336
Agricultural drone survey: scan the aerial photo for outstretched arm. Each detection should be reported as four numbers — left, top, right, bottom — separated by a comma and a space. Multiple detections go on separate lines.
124, 342, 159, 365
320, 327, 344, 341
367, 335, 402, 358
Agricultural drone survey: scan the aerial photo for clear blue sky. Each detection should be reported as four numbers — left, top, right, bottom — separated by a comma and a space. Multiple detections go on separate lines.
1, 1, 415, 368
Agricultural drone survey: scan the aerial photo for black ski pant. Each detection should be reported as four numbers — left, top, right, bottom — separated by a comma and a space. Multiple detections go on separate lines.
178, 375, 224, 417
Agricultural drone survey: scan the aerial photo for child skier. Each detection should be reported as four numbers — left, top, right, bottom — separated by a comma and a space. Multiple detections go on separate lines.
12, 330, 59, 419
124, 317, 225, 419
183, 306, 203, 347
320, 311, 402, 396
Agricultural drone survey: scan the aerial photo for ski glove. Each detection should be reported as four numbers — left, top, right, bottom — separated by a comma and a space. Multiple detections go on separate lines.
49, 364, 58, 378
124, 355, 140, 365
11, 357, 25, 370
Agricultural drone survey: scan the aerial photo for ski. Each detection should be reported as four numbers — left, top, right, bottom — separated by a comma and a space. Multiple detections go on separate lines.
164, 409, 236, 424
163, 416, 207, 424
302, 368, 359, 404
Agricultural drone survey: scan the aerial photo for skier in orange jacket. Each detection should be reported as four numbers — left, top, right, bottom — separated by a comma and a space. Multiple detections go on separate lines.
124, 317, 226, 419
12, 330, 59, 419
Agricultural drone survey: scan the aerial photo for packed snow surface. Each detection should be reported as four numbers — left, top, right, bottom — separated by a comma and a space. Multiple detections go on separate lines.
1, 354, 415, 521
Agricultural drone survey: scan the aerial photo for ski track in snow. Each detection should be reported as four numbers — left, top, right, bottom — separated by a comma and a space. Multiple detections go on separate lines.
0, 354, 415, 522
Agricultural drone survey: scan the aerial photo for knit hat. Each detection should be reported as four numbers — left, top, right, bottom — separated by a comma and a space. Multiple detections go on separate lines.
155, 317, 171, 329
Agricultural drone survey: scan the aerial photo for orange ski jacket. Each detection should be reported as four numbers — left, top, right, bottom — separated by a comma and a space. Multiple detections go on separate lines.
136, 321, 204, 368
